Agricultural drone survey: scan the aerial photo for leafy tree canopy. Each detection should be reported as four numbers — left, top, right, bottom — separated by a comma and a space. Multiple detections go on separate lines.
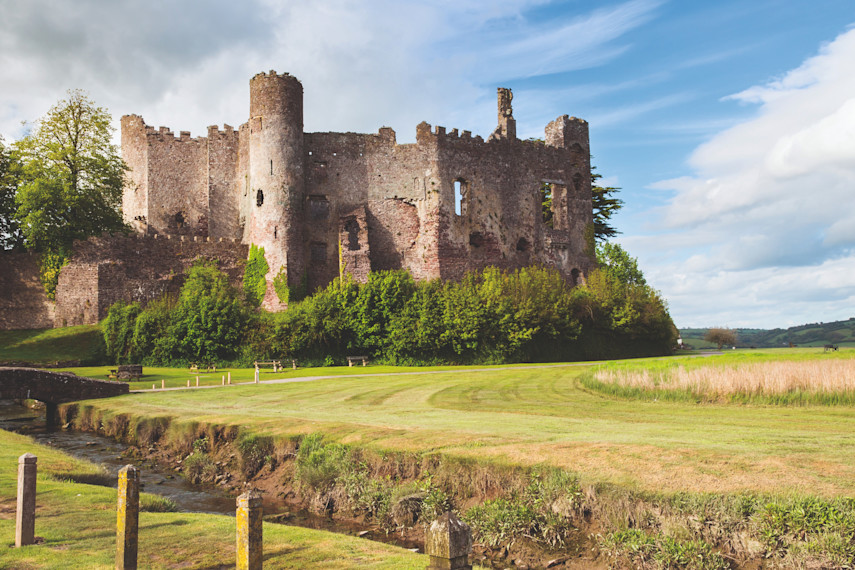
596, 242, 646, 287
0, 137, 23, 250
13, 89, 127, 254
705, 327, 738, 350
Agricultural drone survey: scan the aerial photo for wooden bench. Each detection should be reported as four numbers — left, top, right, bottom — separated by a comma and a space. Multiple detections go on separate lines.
347, 356, 369, 367
254, 360, 297, 372
190, 363, 217, 372
108, 369, 118, 380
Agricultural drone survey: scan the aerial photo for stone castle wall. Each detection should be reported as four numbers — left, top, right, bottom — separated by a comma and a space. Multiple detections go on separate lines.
0, 252, 55, 330
54, 234, 248, 327
122, 72, 594, 305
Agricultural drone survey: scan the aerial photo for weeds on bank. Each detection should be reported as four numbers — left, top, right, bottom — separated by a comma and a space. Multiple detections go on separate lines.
600, 529, 729, 570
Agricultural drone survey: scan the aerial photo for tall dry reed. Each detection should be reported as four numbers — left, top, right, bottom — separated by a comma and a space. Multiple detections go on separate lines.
594, 359, 855, 398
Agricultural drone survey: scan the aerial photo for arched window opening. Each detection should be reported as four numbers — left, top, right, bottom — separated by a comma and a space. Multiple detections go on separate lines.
256, 189, 264, 207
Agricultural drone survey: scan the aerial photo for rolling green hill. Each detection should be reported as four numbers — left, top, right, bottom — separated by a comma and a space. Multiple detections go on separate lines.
681, 317, 855, 349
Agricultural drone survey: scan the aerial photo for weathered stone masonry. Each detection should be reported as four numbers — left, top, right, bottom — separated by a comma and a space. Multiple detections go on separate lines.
53, 234, 247, 327
121, 71, 595, 310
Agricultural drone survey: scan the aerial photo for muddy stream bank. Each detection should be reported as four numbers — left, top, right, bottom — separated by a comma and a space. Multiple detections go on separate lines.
1, 400, 572, 569
0, 402, 424, 551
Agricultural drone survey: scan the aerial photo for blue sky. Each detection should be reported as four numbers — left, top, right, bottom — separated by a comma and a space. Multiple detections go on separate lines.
1, 0, 854, 328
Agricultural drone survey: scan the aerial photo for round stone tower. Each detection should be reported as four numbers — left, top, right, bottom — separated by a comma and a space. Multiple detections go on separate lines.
247, 70, 305, 309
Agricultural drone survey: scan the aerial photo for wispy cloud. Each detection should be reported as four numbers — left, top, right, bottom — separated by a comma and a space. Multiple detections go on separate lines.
636, 27, 855, 326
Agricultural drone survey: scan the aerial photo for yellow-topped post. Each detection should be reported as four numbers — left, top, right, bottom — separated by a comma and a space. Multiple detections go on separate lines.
116, 464, 140, 569
236, 489, 263, 569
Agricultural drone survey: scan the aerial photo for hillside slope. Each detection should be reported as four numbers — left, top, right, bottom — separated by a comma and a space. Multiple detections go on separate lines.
681, 317, 855, 348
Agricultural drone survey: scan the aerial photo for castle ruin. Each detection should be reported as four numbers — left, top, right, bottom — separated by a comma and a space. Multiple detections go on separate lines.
0, 71, 595, 329
122, 71, 594, 310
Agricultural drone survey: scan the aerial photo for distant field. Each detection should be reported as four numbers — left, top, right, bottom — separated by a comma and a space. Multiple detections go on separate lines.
75, 349, 855, 497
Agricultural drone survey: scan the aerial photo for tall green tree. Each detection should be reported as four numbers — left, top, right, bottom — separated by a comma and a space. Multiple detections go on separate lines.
13, 90, 127, 296
591, 168, 623, 242
0, 137, 23, 250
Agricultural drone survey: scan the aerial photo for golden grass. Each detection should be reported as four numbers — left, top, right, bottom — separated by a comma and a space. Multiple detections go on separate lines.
594, 359, 855, 398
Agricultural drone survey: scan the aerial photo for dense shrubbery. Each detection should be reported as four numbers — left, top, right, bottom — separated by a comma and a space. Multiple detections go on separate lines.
104, 247, 677, 366
104, 259, 252, 365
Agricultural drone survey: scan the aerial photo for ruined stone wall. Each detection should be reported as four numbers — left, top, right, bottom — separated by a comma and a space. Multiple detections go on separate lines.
303, 128, 441, 286
54, 263, 100, 327
146, 127, 209, 237
121, 115, 149, 234
206, 125, 241, 240
0, 252, 55, 330
54, 235, 248, 326
117, 70, 594, 309
0, 367, 128, 403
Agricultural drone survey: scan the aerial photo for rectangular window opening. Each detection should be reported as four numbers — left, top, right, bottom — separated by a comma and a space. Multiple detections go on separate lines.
454, 180, 464, 216
541, 182, 553, 228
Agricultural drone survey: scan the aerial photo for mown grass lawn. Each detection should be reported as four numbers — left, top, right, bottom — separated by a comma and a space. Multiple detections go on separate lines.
0, 325, 105, 364
73, 349, 855, 497
55, 361, 560, 391
0, 430, 430, 569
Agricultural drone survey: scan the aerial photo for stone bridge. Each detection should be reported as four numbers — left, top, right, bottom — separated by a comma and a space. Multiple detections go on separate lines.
0, 367, 129, 424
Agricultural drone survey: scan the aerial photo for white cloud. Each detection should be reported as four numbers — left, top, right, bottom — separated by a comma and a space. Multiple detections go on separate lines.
0, 0, 661, 144
638, 27, 855, 327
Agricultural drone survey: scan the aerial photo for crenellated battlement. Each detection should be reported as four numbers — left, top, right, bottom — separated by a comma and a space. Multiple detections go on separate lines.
124, 115, 239, 144
251, 69, 295, 81
118, 70, 594, 315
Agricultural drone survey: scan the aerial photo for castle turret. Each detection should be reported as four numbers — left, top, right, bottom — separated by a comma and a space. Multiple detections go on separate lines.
246, 71, 305, 309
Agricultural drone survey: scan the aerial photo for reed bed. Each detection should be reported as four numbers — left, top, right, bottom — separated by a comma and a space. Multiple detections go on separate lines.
588, 359, 855, 405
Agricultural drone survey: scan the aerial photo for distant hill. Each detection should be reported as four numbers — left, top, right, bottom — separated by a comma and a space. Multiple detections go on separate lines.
680, 317, 855, 349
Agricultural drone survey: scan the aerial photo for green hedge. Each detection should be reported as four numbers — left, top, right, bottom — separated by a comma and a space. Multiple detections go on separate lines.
104, 263, 677, 367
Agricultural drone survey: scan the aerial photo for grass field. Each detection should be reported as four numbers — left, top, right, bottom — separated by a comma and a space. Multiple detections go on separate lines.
0, 430, 432, 569
53, 361, 561, 391
69, 349, 855, 497
0, 325, 105, 365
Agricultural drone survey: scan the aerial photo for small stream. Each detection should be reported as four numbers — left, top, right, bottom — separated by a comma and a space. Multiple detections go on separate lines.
0, 400, 421, 551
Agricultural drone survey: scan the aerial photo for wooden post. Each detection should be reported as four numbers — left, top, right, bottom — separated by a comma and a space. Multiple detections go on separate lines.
116, 465, 140, 570
236, 490, 263, 570
196, 376, 199, 387
186, 379, 190, 387
425, 511, 472, 570
292, 360, 296, 370
152, 384, 155, 390
15, 453, 37, 547
161, 379, 165, 389
254, 367, 259, 384
222, 375, 225, 385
